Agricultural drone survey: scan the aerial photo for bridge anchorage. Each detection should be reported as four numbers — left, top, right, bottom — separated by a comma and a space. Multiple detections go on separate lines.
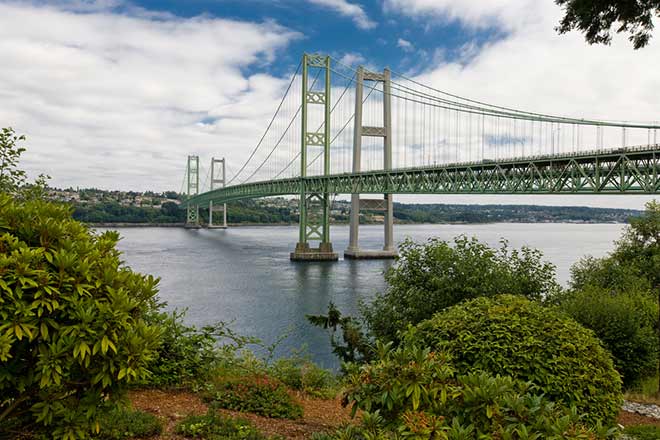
183, 52, 660, 261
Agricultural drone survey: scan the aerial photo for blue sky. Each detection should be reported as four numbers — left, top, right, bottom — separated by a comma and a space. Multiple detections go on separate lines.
0, 0, 658, 208
120, 0, 502, 76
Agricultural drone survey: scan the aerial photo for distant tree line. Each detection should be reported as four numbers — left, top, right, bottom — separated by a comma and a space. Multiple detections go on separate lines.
69, 198, 642, 225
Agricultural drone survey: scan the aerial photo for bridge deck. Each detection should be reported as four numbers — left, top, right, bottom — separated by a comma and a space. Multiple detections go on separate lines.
185, 145, 660, 206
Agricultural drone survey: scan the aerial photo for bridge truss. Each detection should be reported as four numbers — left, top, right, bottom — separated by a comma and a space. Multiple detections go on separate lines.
184, 53, 660, 261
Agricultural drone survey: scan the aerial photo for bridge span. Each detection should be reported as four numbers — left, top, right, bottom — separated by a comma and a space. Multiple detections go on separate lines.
183, 53, 660, 261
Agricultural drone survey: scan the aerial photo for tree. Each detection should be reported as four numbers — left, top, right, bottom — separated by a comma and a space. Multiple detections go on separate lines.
555, 0, 659, 49
613, 200, 660, 392
361, 236, 560, 343
0, 127, 27, 193
564, 201, 660, 391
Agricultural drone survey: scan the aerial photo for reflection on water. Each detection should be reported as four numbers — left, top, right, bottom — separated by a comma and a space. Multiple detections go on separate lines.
109, 223, 624, 368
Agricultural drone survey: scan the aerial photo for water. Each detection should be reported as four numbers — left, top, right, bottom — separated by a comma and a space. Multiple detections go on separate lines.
110, 223, 625, 369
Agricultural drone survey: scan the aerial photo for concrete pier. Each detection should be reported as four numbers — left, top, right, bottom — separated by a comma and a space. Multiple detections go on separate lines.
344, 67, 398, 260
290, 242, 339, 261
344, 248, 397, 259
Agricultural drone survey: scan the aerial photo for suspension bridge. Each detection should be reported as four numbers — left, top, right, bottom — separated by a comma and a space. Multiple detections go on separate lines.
182, 53, 660, 261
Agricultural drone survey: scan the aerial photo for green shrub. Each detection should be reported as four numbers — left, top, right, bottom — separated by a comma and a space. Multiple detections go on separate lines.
624, 425, 660, 440
94, 407, 162, 439
143, 310, 256, 387
204, 374, 303, 419
0, 195, 162, 439
339, 342, 615, 439
407, 295, 623, 427
269, 357, 336, 398
569, 256, 652, 294
362, 236, 560, 343
175, 411, 270, 439
560, 288, 658, 388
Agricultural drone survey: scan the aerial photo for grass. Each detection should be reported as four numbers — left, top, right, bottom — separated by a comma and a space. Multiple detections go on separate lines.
624, 425, 660, 440
625, 375, 660, 405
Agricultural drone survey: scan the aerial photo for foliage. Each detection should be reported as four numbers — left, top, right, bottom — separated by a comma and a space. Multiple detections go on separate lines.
203, 374, 303, 419
566, 201, 660, 391
569, 255, 652, 294
0, 128, 27, 194
559, 288, 658, 388
307, 302, 374, 364
613, 200, 660, 292
570, 201, 659, 295
143, 309, 257, 387
268, 356, 337, 398
362, 236, 560, 344
624, 425, 660, 440
555, 0, 659, 49
406, 295, 623, 427
175, 411, 273, 440
338, 341, 615, 439
94, 406, 162, 439
0, 195, 162, 439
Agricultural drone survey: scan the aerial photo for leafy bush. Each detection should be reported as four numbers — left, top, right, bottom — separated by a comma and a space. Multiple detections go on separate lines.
94, 407, 162, 439
362, 236, 560, 343
0, 195, 162, 439
175, 411, 271, 439
624, 425, 660, 440
569, 255, 652, 294
406, 295, 623, 427
560, 201, 660, 394
338, 342, 615, 439
144, 310, 256, 387
560, 288, 658, 388
269, 356, 337, 398
307, 302, 373, 364
204, 374, 303, 419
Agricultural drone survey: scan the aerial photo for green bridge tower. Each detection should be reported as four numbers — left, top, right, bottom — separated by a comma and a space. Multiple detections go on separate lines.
290, 54, 338, 261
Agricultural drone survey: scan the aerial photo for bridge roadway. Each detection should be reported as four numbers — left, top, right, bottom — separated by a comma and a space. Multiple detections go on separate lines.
186, 145, 660, 207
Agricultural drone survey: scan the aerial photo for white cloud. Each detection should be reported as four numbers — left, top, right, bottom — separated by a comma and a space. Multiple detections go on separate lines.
337, 52, 365, 66
307, 0, 376, 30
383, 0, 660, 209
0, 2, 300, 191
384, 0, 540, 30
397, 38, 414, 51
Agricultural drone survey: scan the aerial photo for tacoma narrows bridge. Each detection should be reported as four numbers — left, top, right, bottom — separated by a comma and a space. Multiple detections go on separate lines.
183, 53, 660, 261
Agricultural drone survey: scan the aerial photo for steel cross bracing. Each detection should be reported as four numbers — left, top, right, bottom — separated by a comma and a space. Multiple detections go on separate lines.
185, 145, 660, 207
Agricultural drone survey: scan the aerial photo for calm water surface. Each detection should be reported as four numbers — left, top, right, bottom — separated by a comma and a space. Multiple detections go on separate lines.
111, 223, 624, 368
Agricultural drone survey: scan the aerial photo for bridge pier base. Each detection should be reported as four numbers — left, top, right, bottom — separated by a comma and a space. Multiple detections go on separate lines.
344, 248, 397, 260
290, 242, 338, 261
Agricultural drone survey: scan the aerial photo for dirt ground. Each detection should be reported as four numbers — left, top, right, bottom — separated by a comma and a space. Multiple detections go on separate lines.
618, 409, 660, 428
129, 388, 354, 439
130, 389, 660, 439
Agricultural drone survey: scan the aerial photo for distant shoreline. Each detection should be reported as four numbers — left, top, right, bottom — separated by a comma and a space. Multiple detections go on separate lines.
89, 220, 627, 228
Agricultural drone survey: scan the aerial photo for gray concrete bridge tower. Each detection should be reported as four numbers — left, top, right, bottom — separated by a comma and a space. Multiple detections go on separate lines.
208, 157, 228, 229
344, 66, 397, 259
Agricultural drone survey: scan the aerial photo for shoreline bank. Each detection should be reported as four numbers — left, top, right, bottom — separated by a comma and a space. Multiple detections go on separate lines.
88, 220, 627, 228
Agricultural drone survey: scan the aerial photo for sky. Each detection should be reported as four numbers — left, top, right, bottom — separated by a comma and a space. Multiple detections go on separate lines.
0, 0, 658, 208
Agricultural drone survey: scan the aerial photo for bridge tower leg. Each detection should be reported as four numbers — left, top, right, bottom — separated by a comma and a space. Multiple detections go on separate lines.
290, 53, 338, 261
344, 67, 397, 259
185, 155, 201, 229
208, 157, 228, 229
